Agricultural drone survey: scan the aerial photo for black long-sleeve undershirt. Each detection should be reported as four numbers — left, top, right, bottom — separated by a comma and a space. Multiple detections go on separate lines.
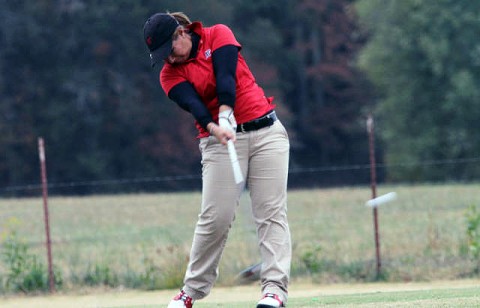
212, 45, 238, 109
168, 81, 213, 129
167, 44, 239, 130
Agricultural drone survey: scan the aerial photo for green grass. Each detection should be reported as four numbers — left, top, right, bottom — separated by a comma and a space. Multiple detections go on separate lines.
189, 288, 480, 307
1, 183, 480, 292
309, 287, 480, 306
105, 286, 480, 307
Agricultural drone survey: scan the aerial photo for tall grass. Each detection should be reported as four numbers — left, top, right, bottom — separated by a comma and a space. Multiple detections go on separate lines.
1, 183, 479, 293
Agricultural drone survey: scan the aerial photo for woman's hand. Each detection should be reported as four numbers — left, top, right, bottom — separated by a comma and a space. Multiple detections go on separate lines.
208, 106, 237, 145
208, 122, 236, 145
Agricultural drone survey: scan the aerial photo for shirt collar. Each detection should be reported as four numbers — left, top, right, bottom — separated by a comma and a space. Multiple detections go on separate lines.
185, 22, 203, 62
187, 21, 203, 35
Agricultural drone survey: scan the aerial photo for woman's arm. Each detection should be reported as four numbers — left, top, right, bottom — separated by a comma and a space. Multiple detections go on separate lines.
212, 45, 239, 110
168, 81, 213, 130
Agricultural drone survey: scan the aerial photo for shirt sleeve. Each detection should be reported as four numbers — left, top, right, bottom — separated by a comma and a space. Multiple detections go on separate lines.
211, 24, 241, 52
160, 64, 187, 96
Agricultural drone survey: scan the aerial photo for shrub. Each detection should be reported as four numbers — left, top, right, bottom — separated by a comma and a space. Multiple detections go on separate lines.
121, 245, 187, 290
301, 245, 327, 273
299, 244, 385, 282
83, 263, 119, 287
126, 255, 163, 290
1, 221, 62, 293
465, 204, 480, 273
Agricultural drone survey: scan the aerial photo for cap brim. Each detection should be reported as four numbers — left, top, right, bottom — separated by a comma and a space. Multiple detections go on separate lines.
150, 39, 172, 67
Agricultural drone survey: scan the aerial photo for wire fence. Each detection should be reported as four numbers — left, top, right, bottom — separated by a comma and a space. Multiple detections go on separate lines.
1, 137, 480, 291
1, 156, 480, 195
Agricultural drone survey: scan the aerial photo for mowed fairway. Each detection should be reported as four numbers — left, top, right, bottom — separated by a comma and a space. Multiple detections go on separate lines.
1, 280, 479, 307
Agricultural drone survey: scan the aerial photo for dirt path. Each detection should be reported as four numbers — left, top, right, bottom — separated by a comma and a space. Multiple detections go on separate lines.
1, 279, 479, 308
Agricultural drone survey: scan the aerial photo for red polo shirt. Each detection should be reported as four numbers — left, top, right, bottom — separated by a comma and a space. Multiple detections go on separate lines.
160, 22, 275, 138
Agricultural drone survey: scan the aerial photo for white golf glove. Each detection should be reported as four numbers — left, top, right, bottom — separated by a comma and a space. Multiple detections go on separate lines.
218, 109, 237, 134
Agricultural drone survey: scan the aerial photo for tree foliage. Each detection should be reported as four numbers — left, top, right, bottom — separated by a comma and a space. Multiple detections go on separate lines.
0, 0, 369, 194
356, 0, 480, 181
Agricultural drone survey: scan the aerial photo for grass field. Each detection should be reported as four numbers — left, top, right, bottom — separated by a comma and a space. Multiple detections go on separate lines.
1, 280, 479, 307
1, 183, 480, 295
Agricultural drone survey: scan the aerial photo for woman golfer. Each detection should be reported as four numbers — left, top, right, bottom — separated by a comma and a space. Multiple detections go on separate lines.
143, 11, 291, 308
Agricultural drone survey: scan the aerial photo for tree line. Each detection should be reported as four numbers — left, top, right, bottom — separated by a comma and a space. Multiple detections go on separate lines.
1, 0, 478, 194
356, 0, 480, 182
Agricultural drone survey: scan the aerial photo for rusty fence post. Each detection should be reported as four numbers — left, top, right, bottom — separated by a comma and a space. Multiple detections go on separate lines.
367, 115, 381, 278
38, 137, 55, 293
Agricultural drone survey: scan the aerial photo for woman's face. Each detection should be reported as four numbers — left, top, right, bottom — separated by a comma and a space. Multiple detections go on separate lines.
166, 29, 192, 65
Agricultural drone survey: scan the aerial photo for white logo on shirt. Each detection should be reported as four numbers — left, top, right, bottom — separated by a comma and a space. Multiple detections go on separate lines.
205, 49, 212, 59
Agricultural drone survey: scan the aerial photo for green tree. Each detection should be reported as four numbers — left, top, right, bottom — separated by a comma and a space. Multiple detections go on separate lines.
356, 0, 480, 181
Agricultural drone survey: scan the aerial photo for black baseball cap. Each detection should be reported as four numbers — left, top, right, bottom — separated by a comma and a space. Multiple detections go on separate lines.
143, 13, 179, 67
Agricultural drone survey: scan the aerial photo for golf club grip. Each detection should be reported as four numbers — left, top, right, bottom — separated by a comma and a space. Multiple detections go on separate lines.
227, 140, 243, 184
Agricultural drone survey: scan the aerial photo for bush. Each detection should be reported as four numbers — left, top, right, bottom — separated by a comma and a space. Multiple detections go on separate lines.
465, 204, 480, 273
126, 245, 187, 290
299, 244, 384, 282
1, 222, 62, 293
301, 244, 329, 273
83, 263, 119, 287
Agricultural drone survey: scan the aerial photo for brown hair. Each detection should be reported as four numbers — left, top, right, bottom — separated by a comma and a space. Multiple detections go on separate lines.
168, 12, 191, 26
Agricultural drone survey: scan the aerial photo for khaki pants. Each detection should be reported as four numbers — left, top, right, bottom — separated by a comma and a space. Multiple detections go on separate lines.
183, 120, 291, 304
